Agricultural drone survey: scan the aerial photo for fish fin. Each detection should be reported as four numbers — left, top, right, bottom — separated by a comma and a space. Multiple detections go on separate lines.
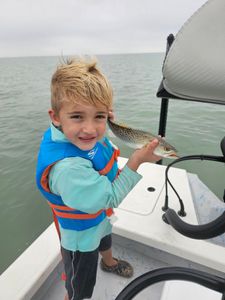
119, 122, 129, 128
113, 120, 129, 128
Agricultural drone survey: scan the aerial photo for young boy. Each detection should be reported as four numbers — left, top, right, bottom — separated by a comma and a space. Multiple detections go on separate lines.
36, 57, 161, 300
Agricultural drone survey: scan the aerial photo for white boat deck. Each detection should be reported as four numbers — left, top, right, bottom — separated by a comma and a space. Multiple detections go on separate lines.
31, 233, 224, 300
0, 157, 225, 299
32, 235, 168, 300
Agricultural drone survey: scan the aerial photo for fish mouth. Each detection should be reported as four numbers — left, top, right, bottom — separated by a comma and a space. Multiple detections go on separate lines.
167, 153, 179, 159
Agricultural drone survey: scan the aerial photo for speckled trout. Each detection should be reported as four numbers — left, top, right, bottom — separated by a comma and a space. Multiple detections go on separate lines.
108, 118, 178, 159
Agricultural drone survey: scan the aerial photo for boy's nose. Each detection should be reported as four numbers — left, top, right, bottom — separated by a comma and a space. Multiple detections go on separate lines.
82, 121, 96, 134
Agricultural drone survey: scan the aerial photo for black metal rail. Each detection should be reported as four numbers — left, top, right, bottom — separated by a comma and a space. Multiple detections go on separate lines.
115, 267, 225, 300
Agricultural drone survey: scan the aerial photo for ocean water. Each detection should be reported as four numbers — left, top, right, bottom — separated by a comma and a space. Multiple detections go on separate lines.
0, 53, 225, 274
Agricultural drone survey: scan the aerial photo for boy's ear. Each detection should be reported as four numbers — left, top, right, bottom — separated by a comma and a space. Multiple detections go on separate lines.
48, 109, 61, 126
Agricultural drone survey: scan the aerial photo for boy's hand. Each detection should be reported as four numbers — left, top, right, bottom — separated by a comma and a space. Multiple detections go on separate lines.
108, 109, 115, 121
127, 139, 162, 171
142, 139, 162, 162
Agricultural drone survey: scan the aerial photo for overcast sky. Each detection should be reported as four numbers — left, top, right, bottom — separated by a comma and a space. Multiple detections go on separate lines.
0, 0, 207, 57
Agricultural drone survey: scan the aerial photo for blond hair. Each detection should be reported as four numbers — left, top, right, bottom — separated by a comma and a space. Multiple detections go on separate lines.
51, 57, 113, 114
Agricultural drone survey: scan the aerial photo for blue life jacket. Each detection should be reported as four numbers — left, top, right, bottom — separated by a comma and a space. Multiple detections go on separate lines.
36, 127, 120, 231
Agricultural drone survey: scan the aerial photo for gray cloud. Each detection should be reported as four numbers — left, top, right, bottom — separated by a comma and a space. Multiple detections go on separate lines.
0, 0, 206, 57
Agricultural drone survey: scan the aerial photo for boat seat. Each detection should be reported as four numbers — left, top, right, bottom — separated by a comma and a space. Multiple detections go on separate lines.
160, 280, 221, 300
159, 0, 225, 104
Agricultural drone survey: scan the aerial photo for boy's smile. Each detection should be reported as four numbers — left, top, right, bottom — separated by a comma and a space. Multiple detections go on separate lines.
49, 102, 108, 150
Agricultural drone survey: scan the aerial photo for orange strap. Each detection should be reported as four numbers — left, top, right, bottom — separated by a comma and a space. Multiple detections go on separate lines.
48, 201, 113, 219
51, 208, 61, 240
99, 149, 120, 175
41, 162, 59, 193
48, 202, 75, 211
53, 209, 104, 219
105, 207, 113, 217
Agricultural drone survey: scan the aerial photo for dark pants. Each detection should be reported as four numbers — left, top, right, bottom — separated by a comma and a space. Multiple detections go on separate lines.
61, 234, 112, 300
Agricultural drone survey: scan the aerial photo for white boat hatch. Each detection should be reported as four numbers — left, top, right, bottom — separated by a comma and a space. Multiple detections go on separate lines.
117, 158, 164, 215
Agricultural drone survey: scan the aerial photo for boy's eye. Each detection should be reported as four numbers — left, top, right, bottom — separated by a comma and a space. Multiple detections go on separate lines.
96, 115, 107, 119
70, 115, 82, 119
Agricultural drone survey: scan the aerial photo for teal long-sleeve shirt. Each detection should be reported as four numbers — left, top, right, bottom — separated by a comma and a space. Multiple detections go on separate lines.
49, 124, 142, 252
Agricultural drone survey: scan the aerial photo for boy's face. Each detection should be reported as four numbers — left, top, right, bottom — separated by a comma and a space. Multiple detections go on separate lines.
49, 102, 109, 150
